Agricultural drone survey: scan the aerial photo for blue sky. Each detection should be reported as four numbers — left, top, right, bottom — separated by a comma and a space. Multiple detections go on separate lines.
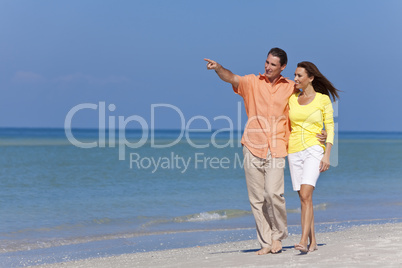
1, 1, 401, 131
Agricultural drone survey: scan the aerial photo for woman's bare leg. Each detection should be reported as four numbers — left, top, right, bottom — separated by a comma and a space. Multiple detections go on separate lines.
295, 184, 315, 252
308, 214, 318, 251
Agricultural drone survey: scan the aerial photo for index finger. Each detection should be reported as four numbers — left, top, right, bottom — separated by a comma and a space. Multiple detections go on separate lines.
204, 58, 214, 63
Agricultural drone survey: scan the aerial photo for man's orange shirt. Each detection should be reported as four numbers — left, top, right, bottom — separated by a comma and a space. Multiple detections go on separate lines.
233, 74, 295, 159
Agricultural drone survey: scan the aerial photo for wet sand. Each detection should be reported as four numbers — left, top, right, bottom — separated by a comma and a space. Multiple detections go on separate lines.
37, 222, 402, 267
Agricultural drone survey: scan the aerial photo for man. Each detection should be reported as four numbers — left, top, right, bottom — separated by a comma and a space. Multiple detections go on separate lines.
204, 48, 325, 255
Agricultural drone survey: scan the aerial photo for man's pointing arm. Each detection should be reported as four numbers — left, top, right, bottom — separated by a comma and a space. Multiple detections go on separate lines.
204, 58, 239, 89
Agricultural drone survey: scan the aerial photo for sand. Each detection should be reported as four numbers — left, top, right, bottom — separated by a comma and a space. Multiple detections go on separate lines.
36, 222, 402, 268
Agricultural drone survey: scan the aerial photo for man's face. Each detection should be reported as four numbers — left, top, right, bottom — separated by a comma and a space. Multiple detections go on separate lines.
264, 54, 286, 81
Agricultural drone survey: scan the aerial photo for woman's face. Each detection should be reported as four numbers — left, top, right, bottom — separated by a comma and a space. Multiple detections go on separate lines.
294, 67, 313, 89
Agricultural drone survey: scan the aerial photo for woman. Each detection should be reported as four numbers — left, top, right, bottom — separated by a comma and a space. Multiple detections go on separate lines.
288, 61, 340, 253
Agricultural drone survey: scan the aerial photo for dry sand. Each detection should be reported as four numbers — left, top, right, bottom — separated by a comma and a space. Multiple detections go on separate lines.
36, 222, 402, 268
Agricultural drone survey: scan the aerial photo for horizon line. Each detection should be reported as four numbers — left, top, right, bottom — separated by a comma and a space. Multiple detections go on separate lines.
0, 127, 402, 134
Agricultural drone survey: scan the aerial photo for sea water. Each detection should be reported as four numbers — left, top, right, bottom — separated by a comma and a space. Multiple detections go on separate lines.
1, 129, 402, 267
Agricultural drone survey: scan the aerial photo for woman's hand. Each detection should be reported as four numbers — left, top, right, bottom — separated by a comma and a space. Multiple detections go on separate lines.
319, 154, 330, 172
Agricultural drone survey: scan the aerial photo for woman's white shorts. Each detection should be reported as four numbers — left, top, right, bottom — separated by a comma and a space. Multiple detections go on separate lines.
288, 145, 324, 191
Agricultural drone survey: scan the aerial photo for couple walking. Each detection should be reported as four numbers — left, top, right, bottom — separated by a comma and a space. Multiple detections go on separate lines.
205, 47, 339, 254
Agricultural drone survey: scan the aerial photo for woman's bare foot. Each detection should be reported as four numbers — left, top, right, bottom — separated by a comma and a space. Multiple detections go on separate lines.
271, 240, 282, 254
308, 243, 318, 252
295, 243, 308, 253
256, 247, 270, 255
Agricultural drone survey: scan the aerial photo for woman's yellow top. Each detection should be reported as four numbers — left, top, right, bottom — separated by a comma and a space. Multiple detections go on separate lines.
288, 92, 334, 154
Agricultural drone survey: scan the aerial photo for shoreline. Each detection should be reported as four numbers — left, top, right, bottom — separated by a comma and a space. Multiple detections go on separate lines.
32, 222, 402, 268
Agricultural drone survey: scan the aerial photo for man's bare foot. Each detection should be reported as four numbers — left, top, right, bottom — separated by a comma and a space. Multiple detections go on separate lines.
271, 240, 282, 254
256, 247, 270, 255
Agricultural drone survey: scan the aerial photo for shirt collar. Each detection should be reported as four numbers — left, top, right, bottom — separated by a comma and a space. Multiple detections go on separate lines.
258, 73, 289, 84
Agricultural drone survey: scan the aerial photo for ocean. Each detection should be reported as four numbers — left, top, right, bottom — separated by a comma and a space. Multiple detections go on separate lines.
1, 128, 402, 267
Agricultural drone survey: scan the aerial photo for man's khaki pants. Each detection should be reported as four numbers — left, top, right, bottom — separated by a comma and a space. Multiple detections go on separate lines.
243, 146, 288, 249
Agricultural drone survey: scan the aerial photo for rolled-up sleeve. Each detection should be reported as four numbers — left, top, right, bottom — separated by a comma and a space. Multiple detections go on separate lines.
232, 75, 252, 98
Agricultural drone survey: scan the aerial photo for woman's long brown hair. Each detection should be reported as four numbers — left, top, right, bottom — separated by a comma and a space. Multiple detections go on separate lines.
297, 61, 340, 101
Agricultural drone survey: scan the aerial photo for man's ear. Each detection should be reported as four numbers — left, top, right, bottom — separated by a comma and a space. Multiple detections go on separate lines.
280, 64, 287, 71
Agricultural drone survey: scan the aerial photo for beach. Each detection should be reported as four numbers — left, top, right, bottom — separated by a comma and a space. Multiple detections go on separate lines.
37, 222, 402, 268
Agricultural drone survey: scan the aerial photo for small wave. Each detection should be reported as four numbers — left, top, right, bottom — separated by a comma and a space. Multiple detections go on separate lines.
287, 203, 328, 213
174, 209, 252, 223
187, 212, 227, 222
6, 218, 115, 236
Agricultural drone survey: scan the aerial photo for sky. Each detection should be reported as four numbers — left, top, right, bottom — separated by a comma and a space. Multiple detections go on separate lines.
1, 0, 401, 132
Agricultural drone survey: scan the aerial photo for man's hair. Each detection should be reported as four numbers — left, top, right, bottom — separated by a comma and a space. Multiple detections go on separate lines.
267, 47, 288, 66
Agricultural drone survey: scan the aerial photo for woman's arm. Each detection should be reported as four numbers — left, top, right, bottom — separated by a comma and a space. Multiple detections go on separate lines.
320, 143, 332, 172
320, 96, 335, 172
